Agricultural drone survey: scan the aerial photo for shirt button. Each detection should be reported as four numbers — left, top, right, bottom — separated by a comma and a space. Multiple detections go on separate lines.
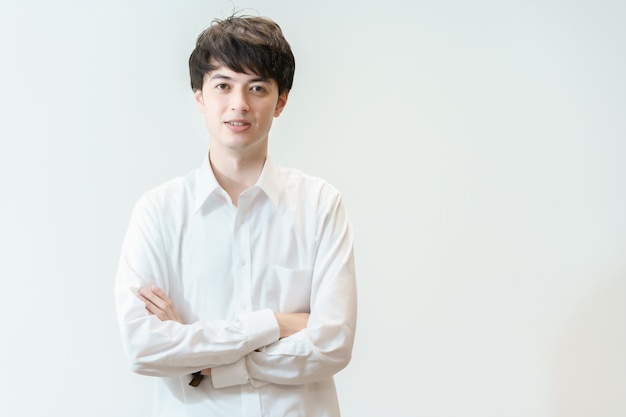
239, 259, 246, 267
247, 385, 254, 393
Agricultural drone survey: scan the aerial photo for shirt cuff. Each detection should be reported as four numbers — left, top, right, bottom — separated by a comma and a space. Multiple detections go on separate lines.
211, 357, 248, 388
211, 309, 279, 389
239, 308, 280, 349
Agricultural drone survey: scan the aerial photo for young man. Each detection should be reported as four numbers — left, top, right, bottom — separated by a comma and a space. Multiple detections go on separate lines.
114, 15, 357, 417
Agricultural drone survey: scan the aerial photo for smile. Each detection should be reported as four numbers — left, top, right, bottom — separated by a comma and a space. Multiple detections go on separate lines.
225, 120, 252, 132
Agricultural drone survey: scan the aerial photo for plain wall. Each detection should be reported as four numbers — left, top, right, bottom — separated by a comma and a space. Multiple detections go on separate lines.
1, 1, 625, 416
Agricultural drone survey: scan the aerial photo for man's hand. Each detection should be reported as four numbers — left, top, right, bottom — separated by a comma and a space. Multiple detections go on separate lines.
138, 285, 183, 324
137, 286, 211, 378
274, 312, 310, 339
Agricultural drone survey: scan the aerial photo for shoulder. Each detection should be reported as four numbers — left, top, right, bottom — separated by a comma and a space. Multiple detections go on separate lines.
277, 163, 339, 190
273, 163, 344, 207
132, 171, 195, 220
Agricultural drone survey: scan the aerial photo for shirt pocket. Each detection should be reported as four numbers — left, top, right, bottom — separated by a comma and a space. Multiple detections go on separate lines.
263, 265, 313, 313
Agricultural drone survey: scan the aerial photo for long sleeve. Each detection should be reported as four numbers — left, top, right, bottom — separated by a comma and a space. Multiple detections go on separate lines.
211, 191, 357, 387
114, 193, 280, 377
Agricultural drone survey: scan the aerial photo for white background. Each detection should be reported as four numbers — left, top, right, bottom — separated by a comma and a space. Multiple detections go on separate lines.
1, 1, 625, 416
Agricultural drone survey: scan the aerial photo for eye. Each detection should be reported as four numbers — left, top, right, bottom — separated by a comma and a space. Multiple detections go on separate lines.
250, 85, 266, 94
215, 83, 229, 91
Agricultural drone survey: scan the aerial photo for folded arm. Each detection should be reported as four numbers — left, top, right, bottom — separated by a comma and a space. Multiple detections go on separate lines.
115, 194, 281, 377
137, 285, 310, 377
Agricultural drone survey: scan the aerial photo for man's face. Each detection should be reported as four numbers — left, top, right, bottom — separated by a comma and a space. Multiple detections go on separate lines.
194, 64, 288, 156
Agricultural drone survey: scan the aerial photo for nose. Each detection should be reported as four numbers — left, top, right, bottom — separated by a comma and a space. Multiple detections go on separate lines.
230, 88, 250, 112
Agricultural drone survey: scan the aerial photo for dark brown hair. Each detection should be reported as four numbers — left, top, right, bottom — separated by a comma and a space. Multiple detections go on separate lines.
189, 15, 295, 94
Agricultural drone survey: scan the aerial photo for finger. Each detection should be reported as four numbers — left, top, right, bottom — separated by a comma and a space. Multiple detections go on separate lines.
138, 289, 168, 320
139, 286, 169, 312
151, 286, 184, 323
140, 286, 182, 323
149, 286, 178, 317
139, 295, 166, 320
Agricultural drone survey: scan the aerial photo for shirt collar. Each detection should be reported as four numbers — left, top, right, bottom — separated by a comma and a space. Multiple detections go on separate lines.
193, 156, 221, 213
193, 155, 281, 212
256, 157, 281, 208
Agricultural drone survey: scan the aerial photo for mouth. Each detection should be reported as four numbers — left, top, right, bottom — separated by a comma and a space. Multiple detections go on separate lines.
224, 119, 252, 132
225, 120, 251, 126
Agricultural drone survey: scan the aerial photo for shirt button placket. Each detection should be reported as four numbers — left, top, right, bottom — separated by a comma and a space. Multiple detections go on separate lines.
235, 199, 252, 313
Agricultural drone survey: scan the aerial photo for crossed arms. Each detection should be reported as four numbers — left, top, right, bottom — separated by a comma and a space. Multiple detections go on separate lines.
116, 187, 356, 387
138, 285, 310, 377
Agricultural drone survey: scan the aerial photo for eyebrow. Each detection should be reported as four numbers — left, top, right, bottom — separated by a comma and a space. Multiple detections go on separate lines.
209, 74, 270, 83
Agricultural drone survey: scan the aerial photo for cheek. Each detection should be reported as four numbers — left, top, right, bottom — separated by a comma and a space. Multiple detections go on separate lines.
205, 113, 219, 126
202, 110, 221, 131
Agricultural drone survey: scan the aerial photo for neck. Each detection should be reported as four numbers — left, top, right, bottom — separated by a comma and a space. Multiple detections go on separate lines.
208, 147, 266, 206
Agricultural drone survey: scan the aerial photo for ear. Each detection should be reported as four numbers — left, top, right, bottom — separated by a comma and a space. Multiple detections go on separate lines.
194, 89, 205, 112
274, 91, 289, 117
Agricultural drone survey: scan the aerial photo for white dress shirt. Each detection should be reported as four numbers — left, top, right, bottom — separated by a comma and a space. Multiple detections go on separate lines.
114, 156, 357, 417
